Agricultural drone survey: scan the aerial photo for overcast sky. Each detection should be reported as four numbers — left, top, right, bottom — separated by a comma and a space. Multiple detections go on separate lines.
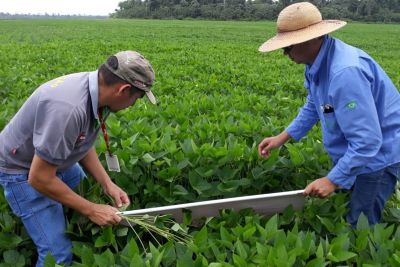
0, 0, 123, 16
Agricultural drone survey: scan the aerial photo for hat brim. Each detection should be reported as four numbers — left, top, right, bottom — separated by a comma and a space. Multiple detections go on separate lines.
146, 90, 157, 105
258, 20, 346, 53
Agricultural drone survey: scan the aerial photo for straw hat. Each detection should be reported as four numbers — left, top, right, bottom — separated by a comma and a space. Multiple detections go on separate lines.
259, 2, 346, 53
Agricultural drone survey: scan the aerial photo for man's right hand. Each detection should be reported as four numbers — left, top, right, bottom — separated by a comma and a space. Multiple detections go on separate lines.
258, 131, 291, 159
86, 203, 122, 226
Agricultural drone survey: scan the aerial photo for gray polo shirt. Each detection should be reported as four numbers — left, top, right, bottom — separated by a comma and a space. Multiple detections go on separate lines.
0, 71, 103, 174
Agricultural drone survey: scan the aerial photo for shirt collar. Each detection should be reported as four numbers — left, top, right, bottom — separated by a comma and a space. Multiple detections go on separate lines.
89, 70, 99, 120
306, 35, 333, 77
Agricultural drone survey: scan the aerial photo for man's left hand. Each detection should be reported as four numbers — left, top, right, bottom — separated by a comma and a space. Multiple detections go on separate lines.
304, 177, 337, 198
103, 182, 130, 208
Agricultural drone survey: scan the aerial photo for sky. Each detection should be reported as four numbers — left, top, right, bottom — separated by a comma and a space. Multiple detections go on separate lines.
0, 0, 123, 16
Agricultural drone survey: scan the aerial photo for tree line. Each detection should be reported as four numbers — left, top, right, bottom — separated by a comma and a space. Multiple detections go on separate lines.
111, 0, 400, 22
0, 13, 107, 20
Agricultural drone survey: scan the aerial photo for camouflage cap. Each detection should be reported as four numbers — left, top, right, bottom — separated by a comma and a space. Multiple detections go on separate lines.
105, 51, 156, 104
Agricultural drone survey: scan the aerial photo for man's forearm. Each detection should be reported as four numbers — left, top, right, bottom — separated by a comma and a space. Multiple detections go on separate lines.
28, 155, 94, 216
278, 131, 292, 146
79, 147, 113, 189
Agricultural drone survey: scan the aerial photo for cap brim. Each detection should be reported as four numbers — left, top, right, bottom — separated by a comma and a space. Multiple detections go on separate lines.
146, 91, 157, 105
258, 20, 346, 53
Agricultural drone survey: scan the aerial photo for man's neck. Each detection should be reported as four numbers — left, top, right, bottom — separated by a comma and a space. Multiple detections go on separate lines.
308, 37, 324, 65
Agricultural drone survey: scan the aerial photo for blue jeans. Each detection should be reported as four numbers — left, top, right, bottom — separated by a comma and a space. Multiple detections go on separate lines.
0, 164, 86, 267
346, 163, 400, 227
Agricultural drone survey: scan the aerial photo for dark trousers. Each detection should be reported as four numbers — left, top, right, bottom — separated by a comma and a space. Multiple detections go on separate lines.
346, 163, 400, 227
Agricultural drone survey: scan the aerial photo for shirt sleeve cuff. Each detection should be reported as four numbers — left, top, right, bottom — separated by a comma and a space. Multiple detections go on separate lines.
327, 166, 356, 189
285, 123, 306, 142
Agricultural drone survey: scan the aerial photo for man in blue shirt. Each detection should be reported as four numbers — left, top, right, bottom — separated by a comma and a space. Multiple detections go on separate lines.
257, 2, 400, 227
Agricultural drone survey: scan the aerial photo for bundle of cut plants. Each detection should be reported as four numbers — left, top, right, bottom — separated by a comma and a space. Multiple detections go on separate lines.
119, 213, 191, 251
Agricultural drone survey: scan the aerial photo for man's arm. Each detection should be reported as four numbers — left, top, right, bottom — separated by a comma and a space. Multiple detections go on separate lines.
79, 147, 130, 208
28, 154, 122, 225
285, 93, 319, 141
258, 93, 318, 159
258, 131, 292, 158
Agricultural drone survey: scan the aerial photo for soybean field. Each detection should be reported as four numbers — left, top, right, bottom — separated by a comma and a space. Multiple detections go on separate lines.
0, 19, 400, 266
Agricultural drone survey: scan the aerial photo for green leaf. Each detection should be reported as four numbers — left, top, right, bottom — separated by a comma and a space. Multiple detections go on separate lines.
0, 213, 16, 232
173, 185, 189, 196
189, 171, 212, 195
276, 243, 288, 262
121, 238, 140, 260
3, 250, 25, 267
157, 167, 181, 181
142, 153, 156, 163
180, 139, 198, 155
317, 215, 335, 232
355, 231, 369, 252
210, 243, 226, 262
193, 255, 208, 267
232, 253, 248, 267
316, 243, 324, 258
263, 214, 278, 240
177, 158, 190, 169
285, 143, 305, 166
130, 254, 145, 267
391, 254, 400, 265
235, 240, 248, 259
43, 253, 56, 267
94, 249, 115, 267
183, 209, 192, 225
121, 132, 140, 148
217, 180, 241, 193
194, 166, 214, 178
176, 242, 195, 266
389, 207, 400, 220
94, 227, 116, 249
331, 250, 357, 262
220, 226, 234, 243
116, 227, 129, 237
243, 226, 257, 241
79, 245, 95, 265
327, 234, 357, 262
256, 243, 269, 258
194, 227, 208, 251
161, 241, 176, 267
0, 232, 22, 249
356, 213, 370, 231
217, 167, 239, 180
150, 242, 165, 267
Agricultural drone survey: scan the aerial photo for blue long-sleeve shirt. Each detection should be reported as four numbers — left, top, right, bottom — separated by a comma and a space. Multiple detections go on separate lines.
286, 35, 400, 189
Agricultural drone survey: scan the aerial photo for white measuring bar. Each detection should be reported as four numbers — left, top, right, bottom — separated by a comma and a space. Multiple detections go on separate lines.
118, 190, 305, 223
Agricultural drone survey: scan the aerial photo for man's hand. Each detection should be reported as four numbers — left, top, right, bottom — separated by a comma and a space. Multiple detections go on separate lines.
79, 147, 130, 209
304, 177, 337, 198
86, 203, 122, 226
103, 182, 130, 208
258, 131, 291, 159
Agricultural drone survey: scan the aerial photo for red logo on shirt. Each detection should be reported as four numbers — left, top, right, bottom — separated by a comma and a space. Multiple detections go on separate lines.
76, 132, 86, 144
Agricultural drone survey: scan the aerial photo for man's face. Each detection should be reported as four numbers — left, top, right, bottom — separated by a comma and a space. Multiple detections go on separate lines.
282, 38, 322, 65
108, 84, 146, 112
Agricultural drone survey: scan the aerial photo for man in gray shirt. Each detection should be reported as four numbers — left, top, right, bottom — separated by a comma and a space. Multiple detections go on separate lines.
0, 51, 156, 266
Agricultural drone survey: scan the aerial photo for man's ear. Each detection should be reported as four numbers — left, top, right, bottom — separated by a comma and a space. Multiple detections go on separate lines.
116, 83, 132, 95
